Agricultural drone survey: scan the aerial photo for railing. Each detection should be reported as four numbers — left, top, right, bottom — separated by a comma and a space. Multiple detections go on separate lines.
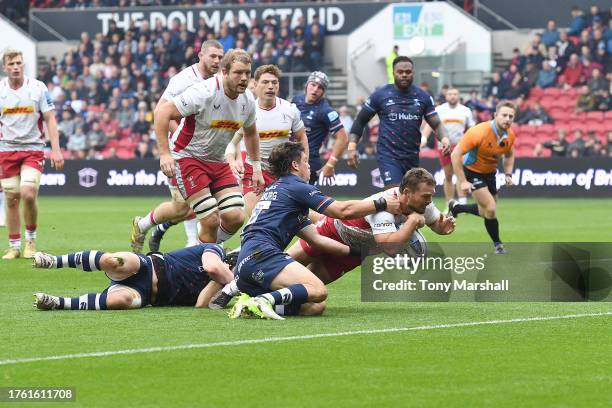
29, 13, 69, 42
473, 0, 519, 30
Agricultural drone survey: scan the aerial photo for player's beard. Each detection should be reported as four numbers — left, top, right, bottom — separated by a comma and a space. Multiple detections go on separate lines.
408, 204, 425, 214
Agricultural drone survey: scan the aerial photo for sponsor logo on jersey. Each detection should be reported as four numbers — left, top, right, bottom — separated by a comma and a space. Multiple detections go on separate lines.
443, 118, 465, 124
213, 104, 221, 110
210, 120, 242, 131
259, 129, 290, 139
327, 111, 339, 121
388, 112, 420, 121
2, 106, 35, 114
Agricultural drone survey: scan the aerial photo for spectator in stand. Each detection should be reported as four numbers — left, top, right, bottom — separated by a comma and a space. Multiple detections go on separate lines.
556, 31, 574, 67
67, 125, 88, 159
306, 23, 325, 71
117, 98, 136, 129
534, 129, 570, 157
605, 132, 612, 157
522, 61, 540, 89
87, 121, 107, 151
587, 6, 604, 27
594, 44, 611, 72
569, 6, 587, 37
595, 88, 611, 111
504, 72, 528, 100
576, 85, 597, 112
588, 68, 609, 93
99, 111, 119, 140
583, 131, 604, 157
218, 23, 235, 51
485, 72, 507, 98
536, 61, 557, 88
581, 56, 603, 83
57, 110, 75, 147
132, 106, 151, 138
517, 101, 553, 125
560, 53, 584, 88
541, 20, 560, 47
568, 129, 586, 157
338, 106, 354, 138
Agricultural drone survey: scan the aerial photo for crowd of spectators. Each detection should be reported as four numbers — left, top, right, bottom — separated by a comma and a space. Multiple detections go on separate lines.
27, 10, 326, 159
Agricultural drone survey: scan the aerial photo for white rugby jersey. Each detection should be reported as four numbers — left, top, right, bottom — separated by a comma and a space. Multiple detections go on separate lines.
435, 102, 475, 145
0, 77, 55, 152
332, 187, 440, 248
161, 64, 206, 101
172, 75, 257, 162
244, 97, 304, 171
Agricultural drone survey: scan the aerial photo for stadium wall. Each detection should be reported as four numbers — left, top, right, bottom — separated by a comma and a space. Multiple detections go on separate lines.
39, 158, 612, 198
0, 14, 37, 78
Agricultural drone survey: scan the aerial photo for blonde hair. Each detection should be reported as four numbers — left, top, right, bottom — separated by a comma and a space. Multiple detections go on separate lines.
495, 100, 517, 113
254, 64, 281, 81
2, 48, 23, 64
220, 48, 252, 73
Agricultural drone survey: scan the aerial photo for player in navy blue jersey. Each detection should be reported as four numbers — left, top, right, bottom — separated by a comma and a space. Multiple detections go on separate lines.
292, 71, 348, 185
229, 141, 400, 320
347, 56, 451, 187
31, 244, 235, 311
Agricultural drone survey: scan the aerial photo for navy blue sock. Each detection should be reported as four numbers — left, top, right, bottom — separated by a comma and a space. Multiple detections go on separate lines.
57, 251, 104, 271
59, 292, 107, 310
484, 218, 501, 244
453, 203, 479, 217
262, 284, 308, 306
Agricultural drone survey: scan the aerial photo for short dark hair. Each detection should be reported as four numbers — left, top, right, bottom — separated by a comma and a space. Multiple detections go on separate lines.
392, 56, 413, 69
254, 64, 281, 81
268, 142, 305, 178
495, 100, 517, 114
399, 168, 435, 193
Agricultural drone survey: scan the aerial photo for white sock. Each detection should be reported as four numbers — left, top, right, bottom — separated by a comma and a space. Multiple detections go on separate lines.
184, 218, 198, 246
216, 223, 235, 244
137, 212, 156, 232
458, 197, 467, 204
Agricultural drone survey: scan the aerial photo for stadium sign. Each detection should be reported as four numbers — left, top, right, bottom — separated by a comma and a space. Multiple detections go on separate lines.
39, 158, 612, 198
29, 2, 386, 41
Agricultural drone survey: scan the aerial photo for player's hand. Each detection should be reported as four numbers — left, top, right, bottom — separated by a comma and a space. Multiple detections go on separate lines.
252, 170, 265, 195
407, 212, 426, 229
505, 174, 513, 186
228, 157, 244, 182
439, 137, 451, 156
50, 149, 64, 171
437, 213, 456, 235
460, 181, 473, 195
319, 163, 335, 183
384, 191, 402, 215
160, 153, 176, 178
347, 149, 360, 169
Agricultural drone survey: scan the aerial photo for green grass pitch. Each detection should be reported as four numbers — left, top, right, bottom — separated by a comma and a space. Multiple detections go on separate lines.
1, 197, 611, 407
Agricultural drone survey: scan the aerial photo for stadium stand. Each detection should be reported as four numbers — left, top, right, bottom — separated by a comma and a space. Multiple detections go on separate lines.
3, 2, 610, 159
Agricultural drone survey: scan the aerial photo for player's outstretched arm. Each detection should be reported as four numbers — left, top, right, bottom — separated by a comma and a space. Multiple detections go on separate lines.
347, 108, 376, 168
43, 111, 64, 171
201, 251, 233, 285
154, 102, 183, 178
374, 213, 426, 246
195, 281, 223, 308
323, 194, 401, 220
297, 224, 357, 257
425, 113, 451, 155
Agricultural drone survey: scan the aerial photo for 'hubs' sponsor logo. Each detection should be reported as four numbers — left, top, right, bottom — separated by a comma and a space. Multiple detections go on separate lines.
388, 112, 419, 121
78, 168, 98, 188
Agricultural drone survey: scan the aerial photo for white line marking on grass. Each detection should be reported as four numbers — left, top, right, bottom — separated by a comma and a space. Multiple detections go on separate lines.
2, 312, 610, 366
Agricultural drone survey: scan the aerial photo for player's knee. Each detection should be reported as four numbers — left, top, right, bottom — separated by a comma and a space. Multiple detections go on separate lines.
199, 212, 220, 232
483, 205, 496, 218
306, 282, 327, 303
107, 291, 141, 310
4, 193, 20, 208
301, 301, 326, 316
20, 189, 37, 204
99, 254, 121, 272
220, 208, 244, 231
173, 202, 191, 218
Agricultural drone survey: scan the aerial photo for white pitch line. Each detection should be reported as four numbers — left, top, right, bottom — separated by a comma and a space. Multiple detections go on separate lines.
1, 312, 610, 367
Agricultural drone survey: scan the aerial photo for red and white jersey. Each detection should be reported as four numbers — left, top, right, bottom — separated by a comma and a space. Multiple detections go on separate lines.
172, 75, 257, 162
331, 187, 440, 248
0, 77, 54, 152
435, 102, 475, 145
245, 97, 304, 171
161, 64, 207, 101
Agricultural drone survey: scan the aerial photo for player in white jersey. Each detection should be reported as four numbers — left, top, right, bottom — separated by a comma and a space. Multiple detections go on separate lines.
421, 88, 475, 205
224, 64, 308, 218
288, 168, 455, 284
153, 49, 263, 247
0, 48, 64, 259
130, 40, 224, 252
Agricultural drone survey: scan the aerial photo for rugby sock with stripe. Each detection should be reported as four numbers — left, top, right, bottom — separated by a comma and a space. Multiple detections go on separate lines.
137, 211, 156, 232
156, 221, 177, 233
55, 251, 105, 271
216, 223, 234, 244
58, 292, 108, 310
8, 233, 21, 250
484, 218, 501, 244
184, 218, 198, 245
25, 225, 37, 241
261, 284, 308, 306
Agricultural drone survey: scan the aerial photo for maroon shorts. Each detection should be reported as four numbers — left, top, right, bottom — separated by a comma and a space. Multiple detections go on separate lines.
438, 144, 455, 167
0, 151, 45, 179
174, 157, 238, 199
242, 161, 277, 195
298, 216, 361, 283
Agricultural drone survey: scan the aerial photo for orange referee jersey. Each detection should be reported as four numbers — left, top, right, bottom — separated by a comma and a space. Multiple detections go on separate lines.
459, 120, 515, 174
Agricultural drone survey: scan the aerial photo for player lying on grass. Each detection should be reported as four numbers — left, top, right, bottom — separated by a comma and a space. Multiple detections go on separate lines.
288, 168, 456, 284
226, 141, 401, 320
32, 244, 236, 310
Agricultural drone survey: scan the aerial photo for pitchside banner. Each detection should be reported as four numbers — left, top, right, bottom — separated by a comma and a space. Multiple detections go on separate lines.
29, 2, 385, 41
360, 242, 612, 302
38, 158, 612, 197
